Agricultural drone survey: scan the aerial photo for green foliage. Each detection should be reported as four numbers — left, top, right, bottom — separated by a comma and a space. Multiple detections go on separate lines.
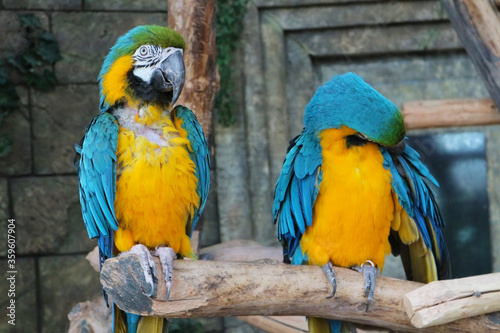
215, 0, 249, 126
5, 14, 62, 92
169, 318, 204, 333
0, 13, 62, 156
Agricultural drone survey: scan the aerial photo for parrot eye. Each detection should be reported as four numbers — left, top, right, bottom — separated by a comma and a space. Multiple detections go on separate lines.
139, 46, 149, 56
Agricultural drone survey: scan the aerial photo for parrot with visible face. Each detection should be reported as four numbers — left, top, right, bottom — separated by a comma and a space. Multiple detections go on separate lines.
74, 25, 210, 333
272, 73, 450, 333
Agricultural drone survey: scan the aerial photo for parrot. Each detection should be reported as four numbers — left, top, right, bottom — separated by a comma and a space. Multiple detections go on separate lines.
272, 73, 450, 333
74, 25, 210, 333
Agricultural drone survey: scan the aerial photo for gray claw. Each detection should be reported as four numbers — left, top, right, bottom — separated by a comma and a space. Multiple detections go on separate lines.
322, 262, 337, 299
153, 247, 177, 301
120, 244, 156, 297
353, 260, 378, 312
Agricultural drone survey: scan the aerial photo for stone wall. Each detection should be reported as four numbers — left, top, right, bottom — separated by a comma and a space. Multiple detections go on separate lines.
0, 0, 498, 333
0, 1, 168, 332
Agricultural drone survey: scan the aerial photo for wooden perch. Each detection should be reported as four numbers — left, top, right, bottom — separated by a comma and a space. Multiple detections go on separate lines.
405, 273, 500, 329
100, 253, 500, 332
402, 98, 500, 129
441, 0, 500, 109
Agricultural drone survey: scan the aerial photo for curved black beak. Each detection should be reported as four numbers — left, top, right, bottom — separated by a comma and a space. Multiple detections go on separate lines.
160, 50, 185, 105
386, 139, 406, 156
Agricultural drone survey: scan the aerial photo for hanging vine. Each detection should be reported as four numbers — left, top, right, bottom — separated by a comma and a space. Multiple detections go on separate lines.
215, 0, 248, 126
0, 13, 62, 156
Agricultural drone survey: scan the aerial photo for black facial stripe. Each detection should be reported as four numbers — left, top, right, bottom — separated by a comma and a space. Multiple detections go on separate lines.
345, 135, 367, 148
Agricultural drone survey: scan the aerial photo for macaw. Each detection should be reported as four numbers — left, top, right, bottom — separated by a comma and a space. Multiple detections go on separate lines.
74, 25, 210, 333
272, 73, 450, 332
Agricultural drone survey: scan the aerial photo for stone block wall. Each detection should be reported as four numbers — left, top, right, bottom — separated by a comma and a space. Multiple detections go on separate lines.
0, 1, 168, 332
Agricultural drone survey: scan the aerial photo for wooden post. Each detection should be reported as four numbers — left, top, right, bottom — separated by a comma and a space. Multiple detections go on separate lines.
168, 0, 219, 254
100, 245, 500, 333
441, 0, 500, 110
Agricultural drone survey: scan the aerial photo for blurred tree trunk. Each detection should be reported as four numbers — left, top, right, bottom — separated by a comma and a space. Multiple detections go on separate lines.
168, 0, 219, 135
168, 0, 219, 254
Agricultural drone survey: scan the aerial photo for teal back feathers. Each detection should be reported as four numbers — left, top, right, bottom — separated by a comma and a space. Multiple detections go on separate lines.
304, 72, 406, 147
98, 25, 186, 112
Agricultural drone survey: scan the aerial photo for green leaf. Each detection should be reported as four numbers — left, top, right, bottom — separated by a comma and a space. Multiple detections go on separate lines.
6, 56, 29, 74
35, 32, 63, 64
0, 135, 13, 158
19, 14, 42, 30
22, 52, 42, 68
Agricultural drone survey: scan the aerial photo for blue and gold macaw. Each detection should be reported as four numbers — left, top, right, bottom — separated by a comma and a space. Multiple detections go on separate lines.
273, 73, 450, 332
74, 25, 210, 333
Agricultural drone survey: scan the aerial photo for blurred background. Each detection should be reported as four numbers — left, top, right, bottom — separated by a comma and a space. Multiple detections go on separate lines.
0, 0, 498, 332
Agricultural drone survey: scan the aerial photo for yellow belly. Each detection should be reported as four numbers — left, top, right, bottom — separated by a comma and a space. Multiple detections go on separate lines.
113, 118, 199, 258
300, 127, 394, 269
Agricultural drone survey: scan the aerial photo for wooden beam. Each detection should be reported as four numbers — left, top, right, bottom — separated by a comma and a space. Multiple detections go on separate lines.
441, 0, 500, 109
404, 273, 500, 328
402, 98, 500, 129
100, 254, 500, 332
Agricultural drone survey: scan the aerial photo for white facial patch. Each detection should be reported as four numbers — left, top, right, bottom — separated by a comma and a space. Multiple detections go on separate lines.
133, 67, 153, 82
132, 45, 184, 83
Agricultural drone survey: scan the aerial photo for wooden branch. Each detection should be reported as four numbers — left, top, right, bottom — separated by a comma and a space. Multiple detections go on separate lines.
100, 255, 500, 332
199, 239, 283, 262
402, 98, 500, 129
441, 0, 500, 109
404, 273, 500, 328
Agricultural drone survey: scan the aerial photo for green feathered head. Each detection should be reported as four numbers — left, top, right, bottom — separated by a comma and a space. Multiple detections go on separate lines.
98, 25, 186, 112
304, 73, 406, 147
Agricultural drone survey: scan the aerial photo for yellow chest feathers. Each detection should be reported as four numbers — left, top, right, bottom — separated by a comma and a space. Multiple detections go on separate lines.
113, 105, 199, 257
300, 127, 395, 269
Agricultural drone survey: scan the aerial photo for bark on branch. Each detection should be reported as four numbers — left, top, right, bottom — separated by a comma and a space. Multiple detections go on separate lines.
100, 241, 500, 333
441, 0, 500, 109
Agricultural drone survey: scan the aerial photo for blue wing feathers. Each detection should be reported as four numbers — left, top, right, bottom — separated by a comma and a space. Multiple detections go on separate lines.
290, 177, 306, 233
273, 132, 323, 261
75, 112, 118, 263
383, 142, 449, 278
173, 106, 210, 237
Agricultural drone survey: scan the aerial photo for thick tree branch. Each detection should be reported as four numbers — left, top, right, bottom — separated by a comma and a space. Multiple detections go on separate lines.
441, 0, 500, 109
100, 244, 500, 333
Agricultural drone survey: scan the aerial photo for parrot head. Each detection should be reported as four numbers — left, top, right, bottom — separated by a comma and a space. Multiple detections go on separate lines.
304, 72, 406, 148
98, 25, 186, 112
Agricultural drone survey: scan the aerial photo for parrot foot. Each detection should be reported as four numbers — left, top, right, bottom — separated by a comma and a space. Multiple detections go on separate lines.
322, 262, 337, 299
119, 244, 156, 297
153, 246, 176, 301
353, 260, 378, 312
